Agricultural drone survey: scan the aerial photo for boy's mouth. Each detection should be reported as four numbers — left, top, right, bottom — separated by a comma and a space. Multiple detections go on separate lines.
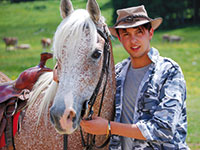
131, 46, 140, 51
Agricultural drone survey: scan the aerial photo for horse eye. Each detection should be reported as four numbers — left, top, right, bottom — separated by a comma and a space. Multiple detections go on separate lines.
91, 49, 102, 59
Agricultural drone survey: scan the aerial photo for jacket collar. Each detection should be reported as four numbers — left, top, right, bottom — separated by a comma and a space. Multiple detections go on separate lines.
147, 47, 160, 64
118, 47, 160, 78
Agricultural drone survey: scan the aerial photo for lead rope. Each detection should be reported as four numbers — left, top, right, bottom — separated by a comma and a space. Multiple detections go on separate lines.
64, 134, 68, 150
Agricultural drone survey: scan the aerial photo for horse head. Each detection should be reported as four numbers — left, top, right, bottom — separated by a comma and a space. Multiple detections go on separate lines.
49, 0, 112, 134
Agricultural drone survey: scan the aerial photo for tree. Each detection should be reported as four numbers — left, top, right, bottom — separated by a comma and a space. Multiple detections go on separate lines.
111, 0, 199, 29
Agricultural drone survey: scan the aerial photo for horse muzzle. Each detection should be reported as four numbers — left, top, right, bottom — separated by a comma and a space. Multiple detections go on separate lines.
50, 103, 78, 134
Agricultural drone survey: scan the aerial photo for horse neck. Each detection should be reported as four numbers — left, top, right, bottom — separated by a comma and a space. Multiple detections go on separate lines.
109, 38, 115, 84
108, 38, 116, 95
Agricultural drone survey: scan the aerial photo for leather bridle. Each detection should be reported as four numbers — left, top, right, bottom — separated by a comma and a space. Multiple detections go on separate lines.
79, 26, 111, 150
53, 26, 111, 150
87, 27, 111, 119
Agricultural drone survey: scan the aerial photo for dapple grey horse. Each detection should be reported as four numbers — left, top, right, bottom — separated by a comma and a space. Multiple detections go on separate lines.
10, 0, 116, 149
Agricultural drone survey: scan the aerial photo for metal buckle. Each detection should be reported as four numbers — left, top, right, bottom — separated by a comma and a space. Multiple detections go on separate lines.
18, 89, 30, 100
5, 101, 17, 118
125, 16, 134, 23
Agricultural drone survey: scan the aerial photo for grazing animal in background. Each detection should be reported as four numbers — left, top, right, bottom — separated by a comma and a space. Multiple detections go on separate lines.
16, 44, 31, 50
162, 34, 170, 42
169, 35, 182, 42
0, 0, 116, 150
41, 38, 51, 50
162, 34, 182, 42
2, 37, 18, 51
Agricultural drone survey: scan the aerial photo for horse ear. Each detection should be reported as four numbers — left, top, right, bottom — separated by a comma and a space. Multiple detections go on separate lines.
86, 0, 101, 23
60, 0, 74, 19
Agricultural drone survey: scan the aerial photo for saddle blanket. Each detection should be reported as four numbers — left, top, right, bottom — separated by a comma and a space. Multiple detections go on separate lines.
0, 112, 20, 148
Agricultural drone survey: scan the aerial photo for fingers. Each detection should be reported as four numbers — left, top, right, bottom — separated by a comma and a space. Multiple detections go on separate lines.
80, 117, 107, 135
53, 64, 59, 83
80, 117, 95, 127
80, 120, 93, 134
80, 117, 98, 134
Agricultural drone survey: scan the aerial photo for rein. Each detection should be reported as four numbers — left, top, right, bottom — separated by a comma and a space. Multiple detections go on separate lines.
79, 27, 111, 150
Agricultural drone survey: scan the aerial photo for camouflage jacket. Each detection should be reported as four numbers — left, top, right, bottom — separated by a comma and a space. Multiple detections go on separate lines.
109, 47, 189, 150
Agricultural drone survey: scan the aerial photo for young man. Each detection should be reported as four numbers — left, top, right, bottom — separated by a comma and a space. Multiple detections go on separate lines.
80, 5, 189, 149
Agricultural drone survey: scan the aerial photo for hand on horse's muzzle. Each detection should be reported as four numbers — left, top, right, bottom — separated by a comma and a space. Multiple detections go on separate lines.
80, 116, 108, 135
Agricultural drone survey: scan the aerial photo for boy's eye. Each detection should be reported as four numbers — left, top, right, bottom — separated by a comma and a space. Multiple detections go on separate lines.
122, 33, 129, 36
136, 28, 144, 34
136, 30, 142, 34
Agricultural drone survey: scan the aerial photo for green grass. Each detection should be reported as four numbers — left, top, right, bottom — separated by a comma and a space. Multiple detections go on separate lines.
0, 0, 114, 78
0, 0, 200, 149
154, 28, 200, 148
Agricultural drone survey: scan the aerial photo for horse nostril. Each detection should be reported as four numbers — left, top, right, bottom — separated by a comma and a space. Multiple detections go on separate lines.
67, 114, 70, 119
67, 108, 76, 121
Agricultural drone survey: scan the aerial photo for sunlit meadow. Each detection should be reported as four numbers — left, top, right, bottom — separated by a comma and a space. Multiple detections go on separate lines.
0, 0, 199, 149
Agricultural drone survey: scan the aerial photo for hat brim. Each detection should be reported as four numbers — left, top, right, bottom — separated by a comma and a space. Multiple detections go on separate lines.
109, 17, 163, 37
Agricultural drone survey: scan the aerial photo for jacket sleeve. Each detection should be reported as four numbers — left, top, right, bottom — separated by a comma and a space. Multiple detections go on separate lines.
136, 66, 187, 142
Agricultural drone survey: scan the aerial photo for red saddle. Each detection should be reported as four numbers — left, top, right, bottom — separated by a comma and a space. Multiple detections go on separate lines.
0, 52, 53, 149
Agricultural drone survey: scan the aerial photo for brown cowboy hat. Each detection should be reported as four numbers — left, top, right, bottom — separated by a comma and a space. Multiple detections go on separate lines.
109, 5, 163, 37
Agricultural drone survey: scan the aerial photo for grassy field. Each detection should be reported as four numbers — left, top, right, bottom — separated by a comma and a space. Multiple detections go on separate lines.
0, 0, 200, 149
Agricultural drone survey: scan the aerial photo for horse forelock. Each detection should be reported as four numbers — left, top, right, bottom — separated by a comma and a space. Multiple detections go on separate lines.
52, 9, 105, 99
53, 9, 98, 63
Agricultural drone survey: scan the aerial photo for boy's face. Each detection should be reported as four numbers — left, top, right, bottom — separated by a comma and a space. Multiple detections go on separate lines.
118, 26, 154, 60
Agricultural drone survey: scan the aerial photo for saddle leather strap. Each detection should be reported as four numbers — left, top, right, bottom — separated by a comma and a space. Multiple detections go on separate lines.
5, 116, 15, 150
0, 93, 28, 149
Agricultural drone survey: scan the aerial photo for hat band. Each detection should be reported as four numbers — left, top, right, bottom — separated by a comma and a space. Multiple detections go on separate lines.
114, 15, 151, 27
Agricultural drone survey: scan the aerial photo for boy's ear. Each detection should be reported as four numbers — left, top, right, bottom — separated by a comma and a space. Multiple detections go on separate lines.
115, 29, 121, 41
149, 28, 154, 40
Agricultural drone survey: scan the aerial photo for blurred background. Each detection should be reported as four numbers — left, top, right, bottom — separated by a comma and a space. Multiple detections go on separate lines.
0, 0, 199, 149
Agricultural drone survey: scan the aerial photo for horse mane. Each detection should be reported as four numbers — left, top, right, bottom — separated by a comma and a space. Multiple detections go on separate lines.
27, 72, 58, 125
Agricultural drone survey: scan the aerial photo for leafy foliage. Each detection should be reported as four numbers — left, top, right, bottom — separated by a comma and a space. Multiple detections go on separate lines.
111, 0, 200, 29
